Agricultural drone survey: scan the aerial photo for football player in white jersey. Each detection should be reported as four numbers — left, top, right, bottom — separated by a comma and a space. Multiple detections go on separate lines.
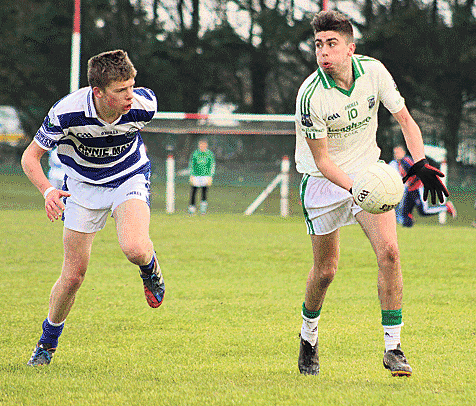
295, 11, 448, 377
22, 50, 165, 366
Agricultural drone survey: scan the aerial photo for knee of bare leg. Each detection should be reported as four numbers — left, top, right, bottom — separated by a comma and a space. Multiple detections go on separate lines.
63, 273, 85, 293
123, 242, 150, 265
378, 244, 400, 268
313, 263, 337, 286
321, 267, 336, 285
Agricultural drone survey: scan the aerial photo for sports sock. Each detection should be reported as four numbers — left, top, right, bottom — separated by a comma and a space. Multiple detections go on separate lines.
139, 254, 155, 275
383, 324, 403, 352
382, 309, 403, 352
301, 303, 321, 346
39, 318, 64, 348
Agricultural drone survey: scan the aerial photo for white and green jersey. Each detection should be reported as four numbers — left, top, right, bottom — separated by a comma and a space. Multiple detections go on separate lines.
295, 54, 405, 177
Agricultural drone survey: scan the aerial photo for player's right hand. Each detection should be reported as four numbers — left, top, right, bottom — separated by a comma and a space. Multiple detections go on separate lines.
44, 189, 71, 222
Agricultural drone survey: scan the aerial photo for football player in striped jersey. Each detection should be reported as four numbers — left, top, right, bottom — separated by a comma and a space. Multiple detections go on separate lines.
22, 50, 165, 366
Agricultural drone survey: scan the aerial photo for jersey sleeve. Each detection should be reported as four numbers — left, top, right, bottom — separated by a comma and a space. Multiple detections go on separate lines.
34, 108, 64, 150
295, 72, 327, 141
299, 106, 327, 140
132, 87, 158, 123
377, 62, 405, 114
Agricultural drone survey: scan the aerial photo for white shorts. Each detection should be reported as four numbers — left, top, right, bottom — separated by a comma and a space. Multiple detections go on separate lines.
191, 176, 211, 187
48, 169, 65, 190
300, 174, 363, 235
63, 173, 150, 233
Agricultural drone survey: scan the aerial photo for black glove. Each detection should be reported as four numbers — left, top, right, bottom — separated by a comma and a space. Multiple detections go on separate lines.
402, 158, 449, 204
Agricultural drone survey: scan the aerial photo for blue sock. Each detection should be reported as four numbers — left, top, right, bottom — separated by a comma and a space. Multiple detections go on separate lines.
139, 254, 155, 274
39, 318, 64, 348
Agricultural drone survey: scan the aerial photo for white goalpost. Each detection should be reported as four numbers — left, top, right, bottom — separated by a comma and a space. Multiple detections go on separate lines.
70, 0, 81, 93
147, 112, 447, 223
162, 152, 291, 217
149, 112, 295, 216
165, 154, 175, 214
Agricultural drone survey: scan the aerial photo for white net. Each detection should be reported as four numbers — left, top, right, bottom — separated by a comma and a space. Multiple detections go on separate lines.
141, 112, 300, 215
142, 112, 298, 187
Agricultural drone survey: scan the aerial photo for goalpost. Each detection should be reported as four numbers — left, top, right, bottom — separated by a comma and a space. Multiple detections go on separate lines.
148, 112, 295, 216
146, 112, 447, 223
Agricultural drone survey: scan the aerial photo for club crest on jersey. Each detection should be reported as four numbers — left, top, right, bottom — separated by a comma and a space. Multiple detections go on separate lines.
125, 126, 140, 138
301, 114, 313, 127
368, 96, 376, 109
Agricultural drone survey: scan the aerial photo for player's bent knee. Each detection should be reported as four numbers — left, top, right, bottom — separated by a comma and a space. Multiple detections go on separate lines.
61, 273, 85, 293
313, 264, 337, 286
121, 242, 152, 266
377, 244, 400, 268
320, 269, 336, 285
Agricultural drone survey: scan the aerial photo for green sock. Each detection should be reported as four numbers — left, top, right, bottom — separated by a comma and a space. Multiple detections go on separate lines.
381, 309, 402, 326
302, 302, 321, 319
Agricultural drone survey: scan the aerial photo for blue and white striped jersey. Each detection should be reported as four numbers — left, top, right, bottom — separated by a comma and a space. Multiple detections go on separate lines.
34, 86, 157, 187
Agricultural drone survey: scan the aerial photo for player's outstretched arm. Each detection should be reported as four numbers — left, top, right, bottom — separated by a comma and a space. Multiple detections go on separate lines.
21, 142, 71, 222
402, 159, 449, 204
391, 107, 448, 204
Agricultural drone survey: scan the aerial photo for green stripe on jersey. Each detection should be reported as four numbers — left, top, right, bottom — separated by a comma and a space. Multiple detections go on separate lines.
317, 68, 332, 89
300, 75, 321, 116
353, 56, 365, 78
300, 174, 315, 234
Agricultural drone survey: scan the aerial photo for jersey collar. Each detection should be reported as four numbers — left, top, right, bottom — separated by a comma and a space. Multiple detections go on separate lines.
85, 88, 98, 118
84, 87, 128, 125
317, 55, 365, 95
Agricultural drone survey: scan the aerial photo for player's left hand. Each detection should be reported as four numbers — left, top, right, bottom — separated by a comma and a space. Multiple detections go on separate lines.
402, 158, 449, 204
207, 177, 213, 186
44, 189, 71, 222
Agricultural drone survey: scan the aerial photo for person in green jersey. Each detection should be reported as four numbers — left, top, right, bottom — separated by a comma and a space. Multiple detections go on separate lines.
295, 10, 449, 377
188, 138, 215, 215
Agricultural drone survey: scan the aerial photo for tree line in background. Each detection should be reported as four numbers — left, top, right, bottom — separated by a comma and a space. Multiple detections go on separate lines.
1, 0, 475, 174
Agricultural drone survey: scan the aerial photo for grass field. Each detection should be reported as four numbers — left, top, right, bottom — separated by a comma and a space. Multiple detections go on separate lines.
0, 173, 475, 405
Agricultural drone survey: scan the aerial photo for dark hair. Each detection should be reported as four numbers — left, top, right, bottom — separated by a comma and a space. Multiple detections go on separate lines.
87, 49, 137, 89
311, 11, 354, 42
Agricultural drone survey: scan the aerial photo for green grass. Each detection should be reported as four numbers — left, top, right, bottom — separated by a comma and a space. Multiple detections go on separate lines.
0, 174, 475, 405
3, 172, 476, 224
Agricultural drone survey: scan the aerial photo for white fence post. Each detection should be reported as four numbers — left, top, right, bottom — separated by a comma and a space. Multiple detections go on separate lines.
244, 156, 290, 216
280, 156, 290, 217
165, 154, 175, 214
